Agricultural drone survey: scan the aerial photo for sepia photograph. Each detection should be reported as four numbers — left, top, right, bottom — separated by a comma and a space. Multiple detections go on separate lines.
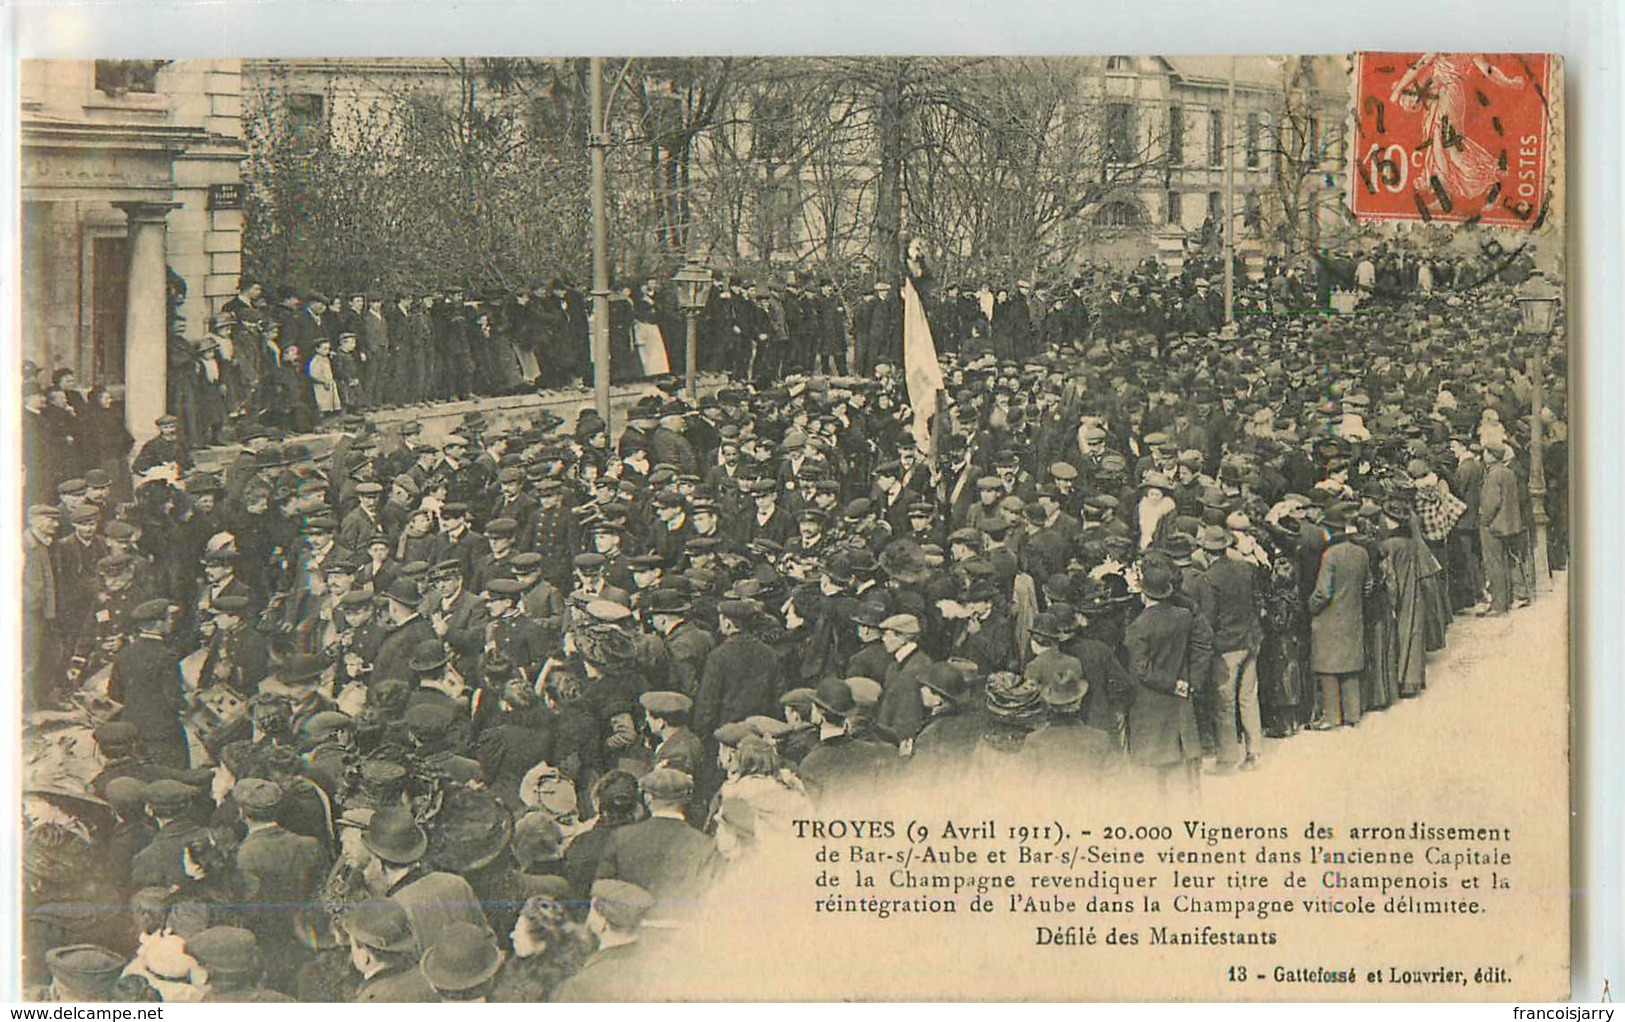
15, 51, 1572, 1002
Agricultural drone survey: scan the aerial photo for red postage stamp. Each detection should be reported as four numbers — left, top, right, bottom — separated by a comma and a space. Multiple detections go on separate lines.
1349, 52, 1554, 228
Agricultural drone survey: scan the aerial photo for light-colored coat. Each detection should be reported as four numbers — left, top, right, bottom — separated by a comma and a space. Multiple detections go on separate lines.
1309, 539, 1370, 675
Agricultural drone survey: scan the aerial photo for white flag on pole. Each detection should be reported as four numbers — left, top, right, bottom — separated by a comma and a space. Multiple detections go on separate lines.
901, 275, 944, 454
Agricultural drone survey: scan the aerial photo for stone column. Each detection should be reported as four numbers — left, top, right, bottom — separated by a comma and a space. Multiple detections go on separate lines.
113, 200, 181, 443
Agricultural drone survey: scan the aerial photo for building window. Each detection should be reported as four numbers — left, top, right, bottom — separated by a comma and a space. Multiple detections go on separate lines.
1208, 109, 1224, 167
1244, 192, 1262, 232
752, 93, 795, 163
1094, 201, 1142, 227
94, 60, 165, 98
1106, 56, 1131, 71
1168, 104, 1184, 165
1207, 190, 1222, 221
1246, 111, 1260, 168
1105, 103, 1136, 163
1166, 191, 1181, 225
285, 92, 327, 136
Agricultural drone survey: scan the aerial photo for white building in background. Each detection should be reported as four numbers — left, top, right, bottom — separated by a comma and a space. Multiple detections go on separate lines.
19, 59, 247, 438
1075, 55, 1350, 274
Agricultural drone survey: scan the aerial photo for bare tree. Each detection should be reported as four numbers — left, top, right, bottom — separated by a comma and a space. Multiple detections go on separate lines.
1255, 56, 1369, 264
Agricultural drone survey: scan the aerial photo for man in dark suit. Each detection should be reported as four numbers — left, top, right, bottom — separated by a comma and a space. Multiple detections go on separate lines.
198, 595, 270, 696
1450, 440, 1486, 610
797, 677, 899, 800
593, 768, 718, 922
487, 468, 539, 551
374, 579, 438, 684
1188, 524, 1263, 771
550, 880, 657, 1002
232, 778, 328, 988
341, 900, 436, 1003
131, 415, 193, 477
1125, 557, 1213, 797
23, 503, 62, 707
109, 598, 189, 768
877, 613, 931, 748
739, 482, 793, 548
1308, 507, 1371, 729
693, 600, 780, 740
129, 778, 207, 888
854, 279, 903, 375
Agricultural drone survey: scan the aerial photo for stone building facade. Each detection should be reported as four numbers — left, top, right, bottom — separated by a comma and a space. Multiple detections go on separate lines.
20, 59, 246, 440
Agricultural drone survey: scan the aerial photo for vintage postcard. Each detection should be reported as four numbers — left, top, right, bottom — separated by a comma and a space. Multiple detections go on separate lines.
17, 53, 1568, 1001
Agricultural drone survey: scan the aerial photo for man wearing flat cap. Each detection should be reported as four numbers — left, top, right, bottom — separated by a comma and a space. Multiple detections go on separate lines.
489, 467, 540, 551
108, 597, 190, 768
189, 926, 292, 1002
198, 594, 270, 696
694, 599, 779, 741
877, 613, 932, 749
1308, 504, 1371, 730
132, 413, 193, 477
640, 690, 705, 781
232, 778, 327, 987
593, 768, 718, 921
550, 879, 658, 1002
1477, 440, 1527, 617
129, 777, 206, 887
1187, 522, 1264, 772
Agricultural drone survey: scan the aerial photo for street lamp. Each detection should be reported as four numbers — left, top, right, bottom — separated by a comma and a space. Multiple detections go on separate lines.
672, 255, 712, 399
1514, 271, 1560, 592
1515, 271, 1560, 334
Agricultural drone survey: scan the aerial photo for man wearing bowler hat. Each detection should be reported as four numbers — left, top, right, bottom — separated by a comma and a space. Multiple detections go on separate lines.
797, 677, 898, 798
421, 922, 505, 1002
1123, 556, 1213, 797
342, 900, 435, 1002
646, 588, 713, 697
373, 578, 437, 683
359, 806, 487, 954
1308, 503, 1371, 730
911, 661, 984, 769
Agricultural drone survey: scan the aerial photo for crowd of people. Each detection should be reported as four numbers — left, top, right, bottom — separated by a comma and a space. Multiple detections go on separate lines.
20, 247, 1567, 1002
19, 241, 1531, 465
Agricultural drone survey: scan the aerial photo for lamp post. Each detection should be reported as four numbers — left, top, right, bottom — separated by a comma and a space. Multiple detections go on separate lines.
1514, 271, 1560, 592
672, 255, 712, 400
